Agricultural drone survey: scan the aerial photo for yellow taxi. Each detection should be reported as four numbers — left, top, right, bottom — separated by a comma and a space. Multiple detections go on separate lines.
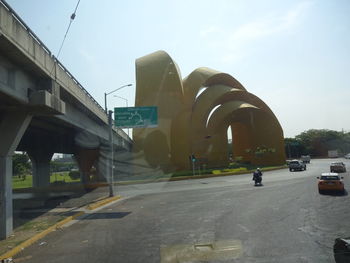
317, 173, 345, 194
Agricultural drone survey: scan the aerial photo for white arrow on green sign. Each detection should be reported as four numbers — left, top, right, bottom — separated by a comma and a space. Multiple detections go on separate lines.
114, 106, 158, 128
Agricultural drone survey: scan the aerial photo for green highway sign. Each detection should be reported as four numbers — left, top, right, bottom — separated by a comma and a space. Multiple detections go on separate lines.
114, 106, 158, 128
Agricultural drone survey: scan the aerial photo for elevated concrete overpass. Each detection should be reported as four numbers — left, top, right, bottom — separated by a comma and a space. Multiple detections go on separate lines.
0, 0, 132, 239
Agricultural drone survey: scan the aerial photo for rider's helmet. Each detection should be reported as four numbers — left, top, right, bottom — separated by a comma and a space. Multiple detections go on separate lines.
257, 168, 261, 171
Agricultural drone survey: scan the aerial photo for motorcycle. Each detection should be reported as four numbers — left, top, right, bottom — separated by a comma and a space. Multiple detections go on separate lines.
253, 172, 263, 186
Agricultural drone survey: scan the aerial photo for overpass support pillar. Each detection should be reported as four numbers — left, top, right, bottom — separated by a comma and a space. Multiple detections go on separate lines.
28, 149, 53, 188
74, 147, 99, 184
0, 112, 32, 239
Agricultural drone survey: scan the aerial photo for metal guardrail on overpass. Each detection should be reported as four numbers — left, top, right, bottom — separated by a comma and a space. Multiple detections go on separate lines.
0, 0, 104, 113
0, 0, 132, 144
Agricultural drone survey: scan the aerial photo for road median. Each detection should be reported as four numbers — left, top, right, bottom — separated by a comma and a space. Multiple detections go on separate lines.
13, 165, 287, 194
115, 165, 288, 185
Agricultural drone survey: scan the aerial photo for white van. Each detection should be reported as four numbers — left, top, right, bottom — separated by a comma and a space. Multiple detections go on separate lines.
301, 155, 310, 163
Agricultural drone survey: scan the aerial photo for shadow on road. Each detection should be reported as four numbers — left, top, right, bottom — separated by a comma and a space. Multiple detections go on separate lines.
319, 189, 348, 197
83, 212, 131, 220
13, 185, 110, 228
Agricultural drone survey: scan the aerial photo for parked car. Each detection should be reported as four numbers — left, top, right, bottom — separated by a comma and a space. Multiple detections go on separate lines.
344, 153, 350, 159
317, 173, 345, 194
289, 160, 306, 171
330, 162, 346, 173
334, 237, 350, 262
301, 155, 311, 163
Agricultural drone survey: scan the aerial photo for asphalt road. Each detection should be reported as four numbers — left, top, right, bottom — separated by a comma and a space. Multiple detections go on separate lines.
13, 159, 350, 263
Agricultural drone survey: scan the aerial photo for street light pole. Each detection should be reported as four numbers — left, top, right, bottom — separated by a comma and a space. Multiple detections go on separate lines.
104, 83, 132, 113
108, 110, 114, 197
104, 92, 107, 113
104, 83, 132, 196
114, 95, 128, 107
114, 95, 129, 136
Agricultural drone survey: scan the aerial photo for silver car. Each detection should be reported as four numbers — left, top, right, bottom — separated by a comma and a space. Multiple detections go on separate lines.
289, 160, 306, 172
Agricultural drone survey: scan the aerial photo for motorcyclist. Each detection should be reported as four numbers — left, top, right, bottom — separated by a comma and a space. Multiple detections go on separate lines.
252, 168, 263, 185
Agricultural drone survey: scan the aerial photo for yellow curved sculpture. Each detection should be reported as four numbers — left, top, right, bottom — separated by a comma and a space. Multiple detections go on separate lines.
183, 67, 246, 105
133, 50, 286, 172
133, 50, 184, 170
206, 102, 258, 167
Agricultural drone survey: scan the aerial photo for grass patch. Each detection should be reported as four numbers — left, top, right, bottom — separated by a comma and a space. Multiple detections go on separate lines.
16, 215, 65, 232
212, 164, 287, 175
212, 167, 248, 174
51, 172, 80, 184
12, 176, 33, 189
12, 172, 80, 189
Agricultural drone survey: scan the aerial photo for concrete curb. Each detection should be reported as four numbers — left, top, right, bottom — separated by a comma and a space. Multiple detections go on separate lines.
0, 211, 84, 261
87, 195, 122, 210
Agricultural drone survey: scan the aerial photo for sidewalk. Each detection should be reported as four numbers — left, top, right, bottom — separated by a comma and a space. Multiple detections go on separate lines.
1, 185, 117, 259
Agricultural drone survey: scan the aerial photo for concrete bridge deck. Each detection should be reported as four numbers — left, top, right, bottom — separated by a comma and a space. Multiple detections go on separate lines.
0, 0, 132, 239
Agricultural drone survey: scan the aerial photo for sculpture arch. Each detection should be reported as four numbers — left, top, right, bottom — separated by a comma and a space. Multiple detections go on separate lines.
133, 51, 286, 172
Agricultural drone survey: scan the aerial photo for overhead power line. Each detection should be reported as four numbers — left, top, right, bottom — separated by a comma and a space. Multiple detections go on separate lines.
56, 0, 81, 59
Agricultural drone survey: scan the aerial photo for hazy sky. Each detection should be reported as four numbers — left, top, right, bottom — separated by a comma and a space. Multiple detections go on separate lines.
6, 0, 350, 137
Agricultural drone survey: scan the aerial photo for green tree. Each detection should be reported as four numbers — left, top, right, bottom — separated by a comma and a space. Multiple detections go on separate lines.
286, 129, 350, 157
12, 152, 31, 178
296, 129, 342, 156
284, 138, 307, 158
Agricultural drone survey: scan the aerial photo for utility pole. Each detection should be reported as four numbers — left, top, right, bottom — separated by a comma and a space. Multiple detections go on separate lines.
108, 110, 114, 197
